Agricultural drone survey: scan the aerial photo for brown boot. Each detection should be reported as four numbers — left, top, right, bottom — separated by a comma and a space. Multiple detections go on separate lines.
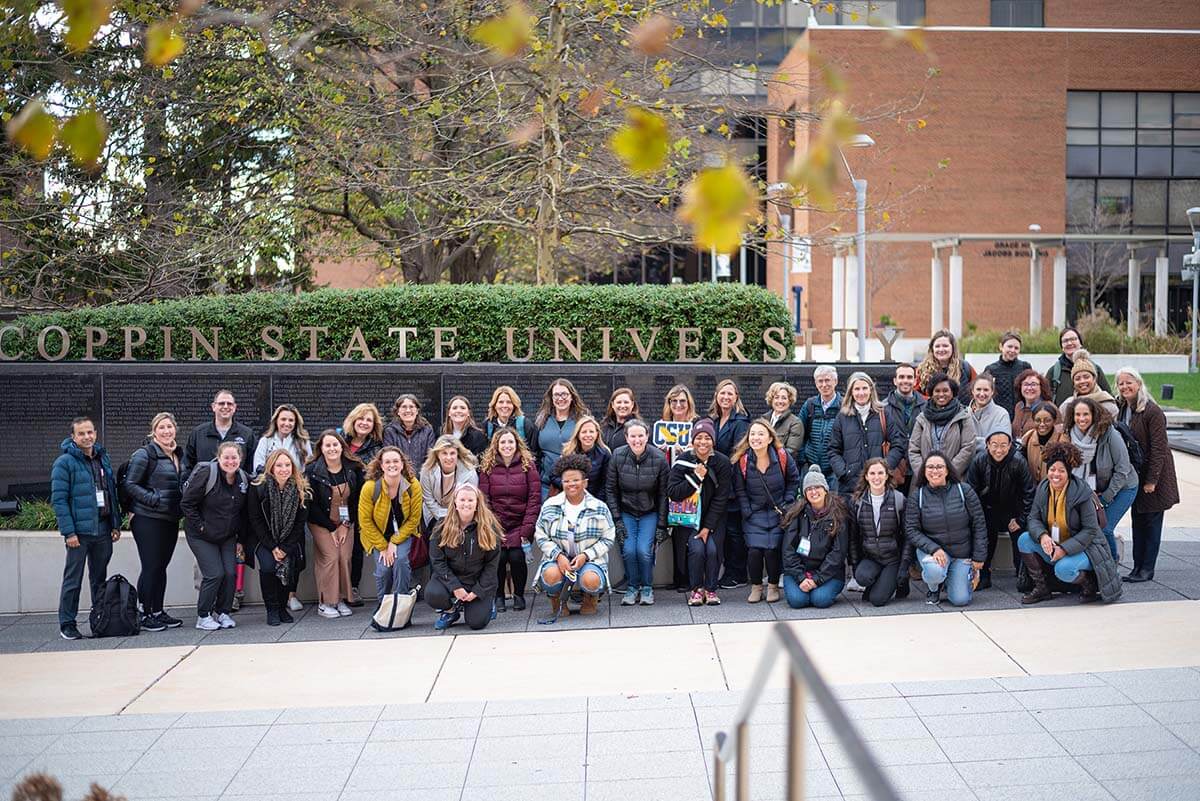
550, 594, 569, 618
1020, 552, 1052, 605
765, 584, 781, 603
579, 594, 599, 615
747, 584, 764, 603
1075, 571, 1100, 603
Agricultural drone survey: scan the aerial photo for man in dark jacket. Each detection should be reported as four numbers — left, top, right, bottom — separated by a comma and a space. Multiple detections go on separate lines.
51, 417, 122, 640
184, 389, 257, 476
965, 427, 1035, 589
884, 363, 925, 493
799, 365, 841, 488
984, 331, 1033, 419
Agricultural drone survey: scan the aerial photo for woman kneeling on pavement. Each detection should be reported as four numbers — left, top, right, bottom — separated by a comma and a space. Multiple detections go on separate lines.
849, 458, 910, 607
666, 419, 733, 607
780, 466, 849, 609
905, 452, 987, 607
1018, 442, 1123, 605
534, 453, 616, 617
248, 450, 310, 626
428, 485, 502, 631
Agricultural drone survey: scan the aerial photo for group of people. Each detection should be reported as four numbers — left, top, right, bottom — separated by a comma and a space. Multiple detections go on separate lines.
49, 325, 1180, 639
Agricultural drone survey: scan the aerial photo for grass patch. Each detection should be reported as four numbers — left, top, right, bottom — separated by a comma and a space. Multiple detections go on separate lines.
0, 499, 60, 531
961, 309, 1190, 355
1141, 372, 1200, 412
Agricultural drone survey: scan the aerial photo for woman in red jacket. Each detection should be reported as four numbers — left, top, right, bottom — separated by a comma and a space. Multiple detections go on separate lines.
478, 427, 542, 611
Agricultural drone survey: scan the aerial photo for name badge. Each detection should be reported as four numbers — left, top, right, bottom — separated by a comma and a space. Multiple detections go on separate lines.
1050, 525, 1061, 544
96, 490, 106, 508
796, 536, 811, 557
338, 505, 350, 523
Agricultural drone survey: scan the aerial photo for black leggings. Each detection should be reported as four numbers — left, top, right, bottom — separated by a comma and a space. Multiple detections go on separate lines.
496, 547, 528, 599
132, 515, 180, 614
747, 546, 782, 586
426, 577, 494, 630
853, 559, 900, 608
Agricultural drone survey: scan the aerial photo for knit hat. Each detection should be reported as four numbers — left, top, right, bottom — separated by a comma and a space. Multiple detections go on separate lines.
802, 464, 829, 492
1071, 349, 1097, 379
691, 418, 716, 444
984, 423, 1012, 444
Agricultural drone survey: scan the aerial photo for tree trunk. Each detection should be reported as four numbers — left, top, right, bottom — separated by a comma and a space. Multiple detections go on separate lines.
534, 2, 567, 285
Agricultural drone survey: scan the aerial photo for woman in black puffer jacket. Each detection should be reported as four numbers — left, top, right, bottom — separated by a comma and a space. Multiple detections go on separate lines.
428, 485, 502, 631
124, 412, 186, 632
905, 451, 987, 607
848, 458, 909, 608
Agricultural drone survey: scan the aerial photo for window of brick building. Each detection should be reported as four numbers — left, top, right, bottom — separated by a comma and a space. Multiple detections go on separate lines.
991, 0, 1043, 27
814, 0, 925, 26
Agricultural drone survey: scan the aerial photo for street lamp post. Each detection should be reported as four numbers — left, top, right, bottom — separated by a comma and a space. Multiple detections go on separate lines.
837, 134, 875, 363
1185, 208, 1200, 373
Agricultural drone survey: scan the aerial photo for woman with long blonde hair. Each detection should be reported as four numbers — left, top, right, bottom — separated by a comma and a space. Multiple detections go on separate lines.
254, 404, 313, 474
248, 449, 311, 626
420, 434, 479, 528
125, 411, 185, 631
484, 385, 538, 446
558, 415, 610, 501
533, 378, 590, 498
428, 485, 503, 631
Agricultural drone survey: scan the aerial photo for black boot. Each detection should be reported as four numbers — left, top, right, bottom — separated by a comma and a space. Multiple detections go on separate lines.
512, 595, 526, 611
1075, 571, 1100, 603
262, 576, 283, 625
1020, 553, 1052, 605
977, 567, 992, 590
496, 596, 507, 613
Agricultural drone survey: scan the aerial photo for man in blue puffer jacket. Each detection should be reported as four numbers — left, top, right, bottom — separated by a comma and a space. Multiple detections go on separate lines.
51, 417, 122, 640
799, 365, 842, 492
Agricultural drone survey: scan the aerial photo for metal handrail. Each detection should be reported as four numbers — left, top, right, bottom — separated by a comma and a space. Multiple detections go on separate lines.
712, 622, 901, 801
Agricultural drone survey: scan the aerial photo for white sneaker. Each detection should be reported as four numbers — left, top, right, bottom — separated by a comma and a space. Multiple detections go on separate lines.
336, 602, 353, 617
287, 596, 304, 612
845, 577, 866, 593
195, 615, 221, 631
215, 613, 236, 629
317, 604, 340, 619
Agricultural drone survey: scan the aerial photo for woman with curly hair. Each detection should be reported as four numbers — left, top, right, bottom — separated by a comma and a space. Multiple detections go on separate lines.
248, 450, 311, 626
915, 329, 976, 401
1011, 369, 1053, 440
1065, 396, 1138, 561
359, 446, 422, 605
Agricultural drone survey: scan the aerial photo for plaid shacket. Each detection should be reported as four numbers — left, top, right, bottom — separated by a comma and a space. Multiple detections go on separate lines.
534, 491, 615, 569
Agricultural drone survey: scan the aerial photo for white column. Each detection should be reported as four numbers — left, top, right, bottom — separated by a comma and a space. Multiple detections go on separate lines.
845, 252, 860, 348
832, 254, 845, 331
930, 254, 943, 336
1029, 250, 1043, 330
1155, 253, 1169, 336
948, 249, 963, 337
1127, 257, 1140, 336
1053, 253, 1067, 328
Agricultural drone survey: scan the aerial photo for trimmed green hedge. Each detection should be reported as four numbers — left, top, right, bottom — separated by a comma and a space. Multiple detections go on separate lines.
6, 284, 791, 362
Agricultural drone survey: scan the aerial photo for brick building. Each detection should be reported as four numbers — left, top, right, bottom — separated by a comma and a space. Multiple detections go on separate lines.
766, 1, 1200, 342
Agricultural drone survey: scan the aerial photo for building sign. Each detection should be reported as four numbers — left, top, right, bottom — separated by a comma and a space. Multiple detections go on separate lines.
982, 241, 1040, 259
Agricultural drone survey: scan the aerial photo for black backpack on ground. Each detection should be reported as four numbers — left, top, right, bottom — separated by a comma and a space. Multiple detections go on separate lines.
88, 574, 141, 638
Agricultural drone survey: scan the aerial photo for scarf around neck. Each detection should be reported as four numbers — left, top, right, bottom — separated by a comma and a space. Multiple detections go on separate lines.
1069, 426, 1098, 479
924, 398, 962, 427
266, 479, 300, 546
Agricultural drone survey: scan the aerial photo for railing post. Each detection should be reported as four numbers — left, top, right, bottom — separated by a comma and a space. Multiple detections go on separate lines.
713, 732, 727, 801
736, 720, 750, 801
786, 670, 807, 801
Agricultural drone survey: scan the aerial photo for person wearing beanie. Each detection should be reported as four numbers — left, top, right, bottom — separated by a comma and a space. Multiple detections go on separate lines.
666, 418, 734, 605
780, 465, 849, 610
1058, 350, 1118, 420
731, 420, 801, 603
984, 331, 1032, 419
968, 373, 1012, 453
828, 373, 908, 500
965, 425, 1035, 589
1047, 327, 1112, 406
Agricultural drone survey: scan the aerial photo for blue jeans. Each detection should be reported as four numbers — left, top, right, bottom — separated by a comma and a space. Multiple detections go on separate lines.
539, 561, 607, 597
917, 549, 974, 607
1017, 532, 1092, 583
373, 537, 413, 599
1100, 486, 1136, 562
621, 512, 658, 590
782, 575, 845, 609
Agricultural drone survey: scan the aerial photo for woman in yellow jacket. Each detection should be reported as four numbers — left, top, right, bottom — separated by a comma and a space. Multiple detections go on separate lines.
359, 446, 423, 600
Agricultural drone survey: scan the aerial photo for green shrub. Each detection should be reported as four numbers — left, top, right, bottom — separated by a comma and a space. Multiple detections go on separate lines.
0, 499, 59, 531
961, 310, 1190, 355
7, 284, 791, 362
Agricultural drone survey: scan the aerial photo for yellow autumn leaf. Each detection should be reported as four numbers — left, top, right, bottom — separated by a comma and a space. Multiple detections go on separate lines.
471, 2, 533, 58
63, 0, 112, 52
5, 100, 59, 161
60, 109, 108, 169
609, 108, 669, 176
882, 210, 892, 224
786, 143, 838, 213
916, 118, 927, 129
145, 19, 185, 66
821, 99, 857, 143
629, 14, 672, 55
678, 163, 758, 255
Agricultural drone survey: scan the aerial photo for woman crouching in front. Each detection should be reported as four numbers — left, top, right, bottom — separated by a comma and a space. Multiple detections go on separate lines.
780, 466, 849, 609
428, 485, 502, 631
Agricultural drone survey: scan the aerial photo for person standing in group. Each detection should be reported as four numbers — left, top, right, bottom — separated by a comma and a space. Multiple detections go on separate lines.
382, 395, 435, 470
884, 362, 925, 492
534, 453, 616, 617
484, 386, 538, 447
601, 388, 640, 451
799, 365, 842, 487
306, 430, 364, 619
183, 389, 256, 475
661, 384, 699, 590
1011, 369, 1053, 440
248, 450, 310, 627
253, 404, 314, 474
908, 373, 977, 478
420, 435, 479, 529
968, 374, 1011, 451
1066, 397, 1138, 562
667, 419, 734, 606
557, 416, 611, 500
828, 372, 906, 499
359, 446, 422, 604
428, 485, 502, 631
478, 427, 541, 611
123, 412, 185, 632
1018, 442, 1122, 604
52, 417, 122, 641
710, 379, 752, 591
534, 379, 590, 499
1048, 327, 1112, 405
766, 382, 805, 465
732, 419, 801, 604
661, 384, 700, 433
341, 402, 386, 607
984, 332, 1032, 418
849, 459, 910, 607
1019, 403, 1068, 483
1115, 367, 1180, 583
180, 442, 248, 632
905, 452, 987, 607
443, 395, 489, 457
606, 419, 669, 606
780, 467, 849, 610
1058, 351, 1119, 419
915, 330, 976, 401
965, 426, 1035, 589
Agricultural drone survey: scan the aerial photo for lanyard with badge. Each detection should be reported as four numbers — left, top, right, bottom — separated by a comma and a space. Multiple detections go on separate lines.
94, 464, 106, 509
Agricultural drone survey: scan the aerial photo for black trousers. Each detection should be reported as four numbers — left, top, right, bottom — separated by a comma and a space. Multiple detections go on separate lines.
853, 559, 900, 608
685, 527, 725, 591
426, 576, 494, 630
350, 536, 365, 591
722, 512, 747, 583
496, 547, 528, 599
132, 515, 180, 614
670, 527, 690, 588
259, 567, 285, 610
747, 546, 782, 585
1131, 510, 1165, 573
187, 535, 236, 617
